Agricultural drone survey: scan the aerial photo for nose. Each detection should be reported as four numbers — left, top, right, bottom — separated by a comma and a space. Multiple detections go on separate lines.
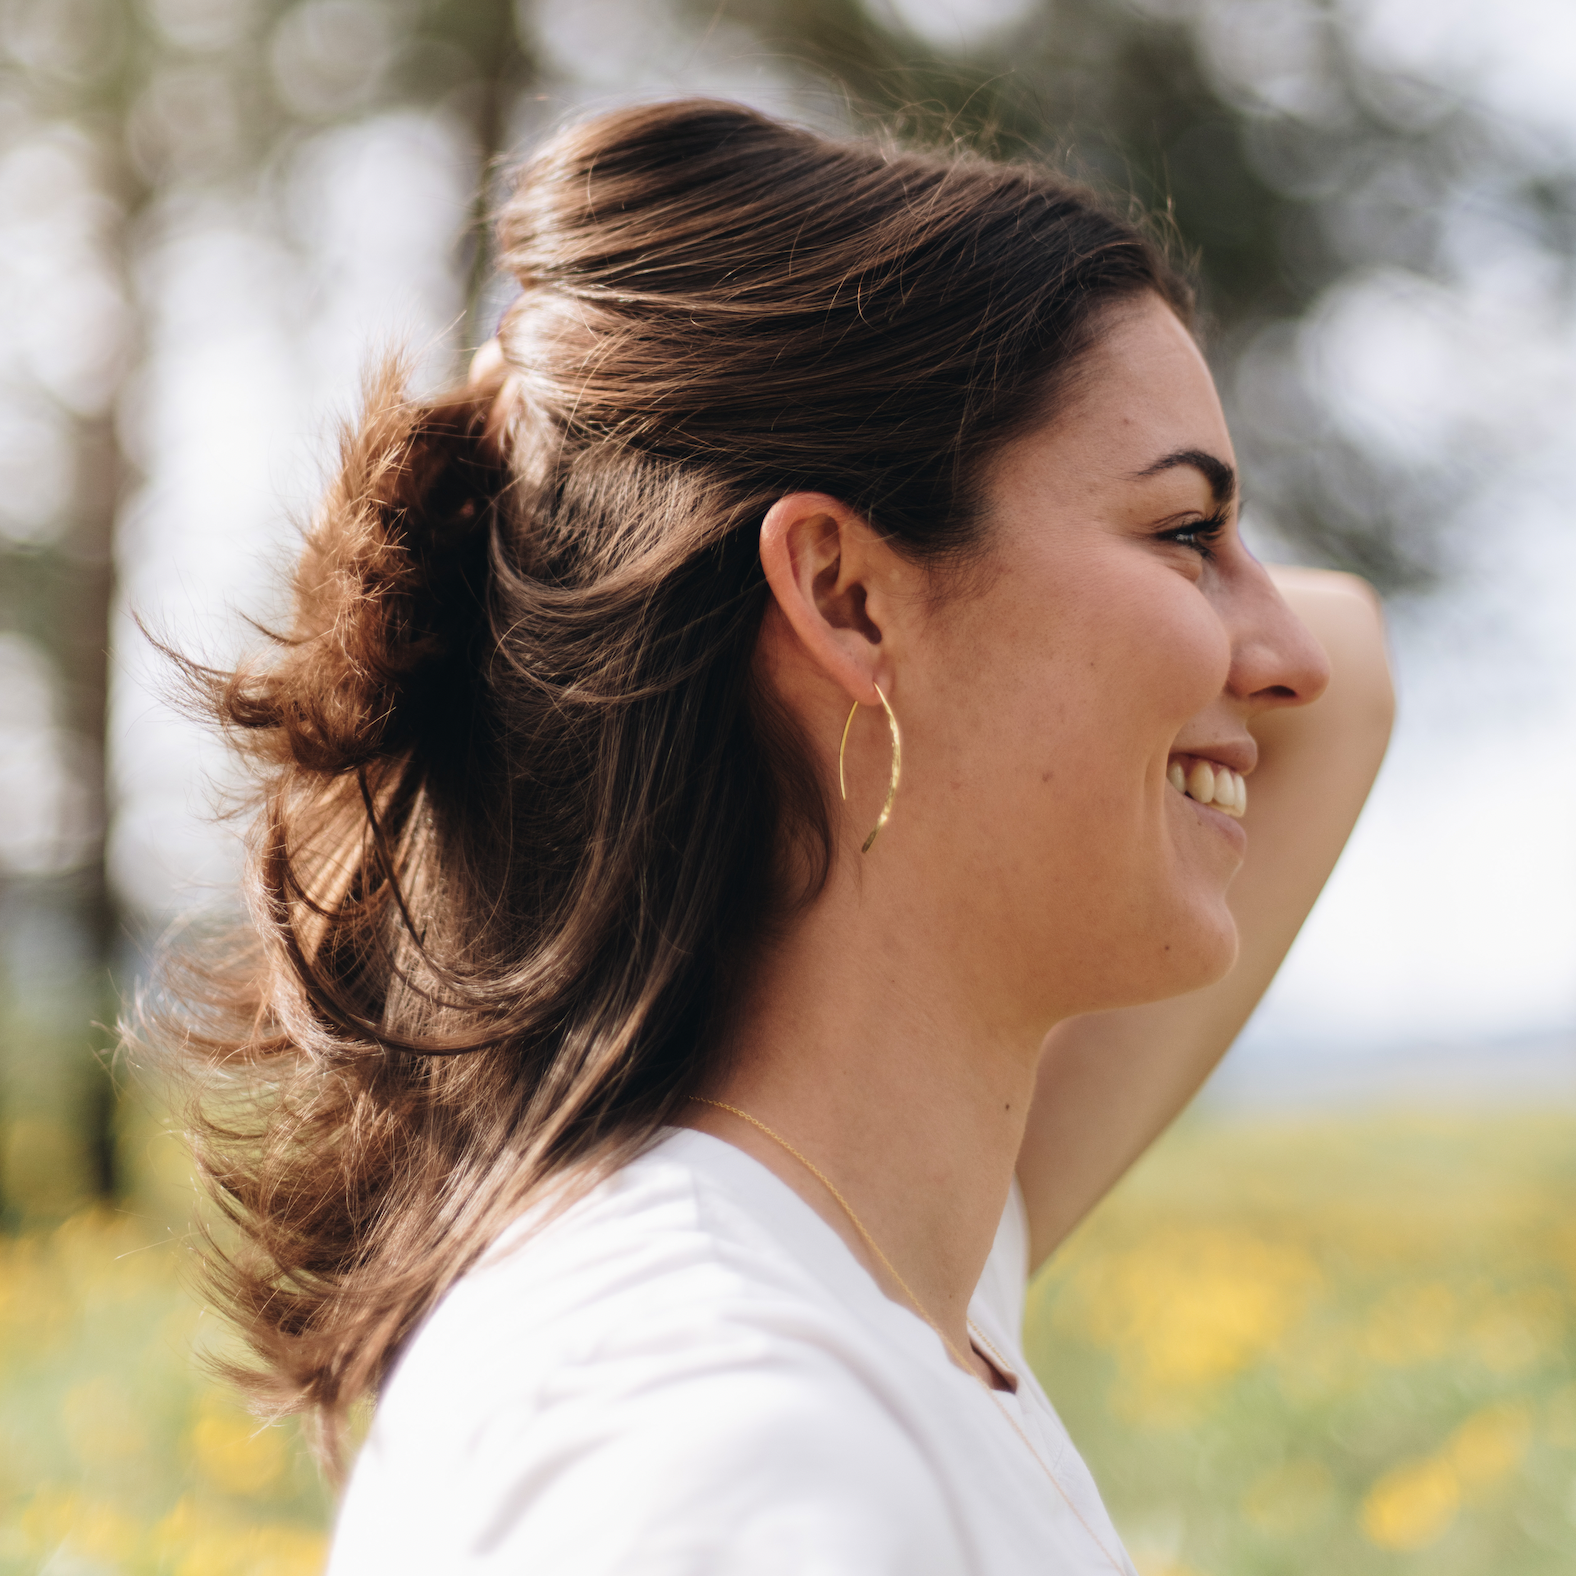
1225, 561, 1332, 714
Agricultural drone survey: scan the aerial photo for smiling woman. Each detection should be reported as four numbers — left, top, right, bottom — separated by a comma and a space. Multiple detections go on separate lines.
152, 99, 1392, 1575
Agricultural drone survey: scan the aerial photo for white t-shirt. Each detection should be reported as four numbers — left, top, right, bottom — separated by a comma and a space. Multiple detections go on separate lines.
329, 1128, 1137, 1575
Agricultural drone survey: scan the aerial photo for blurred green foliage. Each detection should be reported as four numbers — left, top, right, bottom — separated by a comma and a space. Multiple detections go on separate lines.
0, 1108, 333, 1575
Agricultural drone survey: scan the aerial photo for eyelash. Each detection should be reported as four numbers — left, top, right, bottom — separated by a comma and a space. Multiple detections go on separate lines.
1160, 511, 1230, 557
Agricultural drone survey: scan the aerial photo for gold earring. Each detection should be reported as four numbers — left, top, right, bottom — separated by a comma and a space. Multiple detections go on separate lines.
838, 683, 902, 853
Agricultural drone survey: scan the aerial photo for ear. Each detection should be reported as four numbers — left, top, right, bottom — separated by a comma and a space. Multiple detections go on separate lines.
759, 493, 889, 705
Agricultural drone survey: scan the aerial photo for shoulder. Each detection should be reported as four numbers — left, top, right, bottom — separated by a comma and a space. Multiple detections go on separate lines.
336, 1363, 964, 1573
330, 1135, 969, 1574
387, 1132, 830, 1388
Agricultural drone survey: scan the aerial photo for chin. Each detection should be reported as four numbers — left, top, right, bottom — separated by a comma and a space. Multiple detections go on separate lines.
1127, 901, 1240, 1007
1058, 914, 1237, 1018
1171, 906, 1240, 992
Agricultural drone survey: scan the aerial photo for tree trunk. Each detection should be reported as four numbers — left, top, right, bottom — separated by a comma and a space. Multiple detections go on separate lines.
62, 408, 124, 1200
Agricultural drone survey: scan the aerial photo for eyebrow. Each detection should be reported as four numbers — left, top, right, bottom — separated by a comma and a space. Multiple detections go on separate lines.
1133, 448, 1238, 506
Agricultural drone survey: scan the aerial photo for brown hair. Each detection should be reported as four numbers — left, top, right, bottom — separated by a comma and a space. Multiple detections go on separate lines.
158, 97, 1188, 1458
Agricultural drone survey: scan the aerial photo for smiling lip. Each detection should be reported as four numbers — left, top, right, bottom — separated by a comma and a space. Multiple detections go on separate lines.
1167, 754, 1248, 818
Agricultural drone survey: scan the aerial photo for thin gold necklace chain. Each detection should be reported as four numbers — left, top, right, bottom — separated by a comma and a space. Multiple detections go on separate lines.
691, 1098, 1126, 1574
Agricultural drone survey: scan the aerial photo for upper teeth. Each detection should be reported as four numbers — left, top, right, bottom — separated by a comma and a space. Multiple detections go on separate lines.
1168, 757, 1247, 818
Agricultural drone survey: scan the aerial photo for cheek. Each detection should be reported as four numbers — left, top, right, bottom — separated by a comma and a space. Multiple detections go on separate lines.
908, 562, 1237, 1014
1022, 565, 1231, 770
921, 558, 1228, 815
1125, 587, 1232, 737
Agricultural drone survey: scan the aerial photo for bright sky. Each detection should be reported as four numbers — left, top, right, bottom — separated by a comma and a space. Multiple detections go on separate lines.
1235, 513, 1576, 1054
1228, 254, 1576, 1070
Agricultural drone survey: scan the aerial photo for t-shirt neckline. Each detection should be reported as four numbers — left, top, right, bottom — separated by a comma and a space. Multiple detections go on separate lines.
648, 1124, 1022, 1391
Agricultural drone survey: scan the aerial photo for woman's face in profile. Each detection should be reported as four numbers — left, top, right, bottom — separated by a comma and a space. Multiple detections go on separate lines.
895, 291, 1328, 1028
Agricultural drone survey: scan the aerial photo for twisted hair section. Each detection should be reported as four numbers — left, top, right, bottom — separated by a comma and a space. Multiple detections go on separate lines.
147, 97, 1189, 1459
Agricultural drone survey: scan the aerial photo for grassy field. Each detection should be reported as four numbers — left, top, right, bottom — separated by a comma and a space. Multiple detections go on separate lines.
5, 1109, 1576, 1574
1032, 1111, 1576, 1576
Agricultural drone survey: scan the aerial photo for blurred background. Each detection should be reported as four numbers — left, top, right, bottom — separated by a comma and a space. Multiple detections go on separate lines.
1, 0, 1574, 1572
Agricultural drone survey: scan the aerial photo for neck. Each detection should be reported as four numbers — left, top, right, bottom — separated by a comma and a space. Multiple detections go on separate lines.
691, 861, 1047, 1373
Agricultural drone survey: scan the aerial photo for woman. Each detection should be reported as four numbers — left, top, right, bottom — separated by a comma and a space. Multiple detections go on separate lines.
173, 99, 1392, 1573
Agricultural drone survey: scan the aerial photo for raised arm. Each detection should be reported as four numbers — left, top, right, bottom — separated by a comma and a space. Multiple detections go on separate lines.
1016, 567, 1395, 1270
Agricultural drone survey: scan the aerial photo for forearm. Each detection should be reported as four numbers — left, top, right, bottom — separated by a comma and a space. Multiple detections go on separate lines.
1018, 568, 1394, 1268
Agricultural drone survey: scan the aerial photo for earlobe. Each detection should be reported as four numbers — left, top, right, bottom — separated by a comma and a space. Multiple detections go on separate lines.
759, 492, 887, 705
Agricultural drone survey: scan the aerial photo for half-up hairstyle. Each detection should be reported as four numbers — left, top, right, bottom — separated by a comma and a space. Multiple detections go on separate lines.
156, 97, 1190, 1458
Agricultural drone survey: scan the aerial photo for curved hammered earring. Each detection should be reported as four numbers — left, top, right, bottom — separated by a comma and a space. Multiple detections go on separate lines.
837, 684, 903, 853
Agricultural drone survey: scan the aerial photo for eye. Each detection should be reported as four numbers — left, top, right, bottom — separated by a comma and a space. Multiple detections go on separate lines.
1158, 511, 1229, 557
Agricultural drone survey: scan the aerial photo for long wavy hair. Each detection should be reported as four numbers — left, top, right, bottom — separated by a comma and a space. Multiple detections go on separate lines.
151, 97, 1190, 1461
